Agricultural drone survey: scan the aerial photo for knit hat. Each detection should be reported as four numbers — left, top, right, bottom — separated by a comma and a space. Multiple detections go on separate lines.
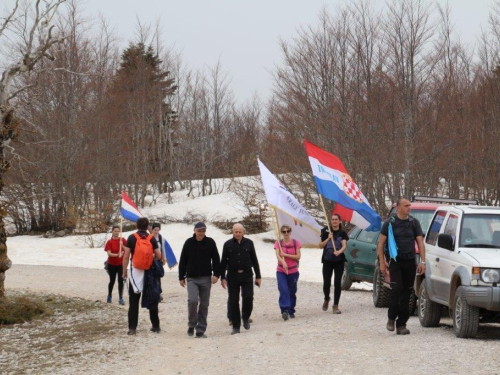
194, 222, 206, 230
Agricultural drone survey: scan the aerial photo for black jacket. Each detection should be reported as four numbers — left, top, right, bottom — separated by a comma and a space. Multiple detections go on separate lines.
178, 235, 221, 280
220, 237, 261, 279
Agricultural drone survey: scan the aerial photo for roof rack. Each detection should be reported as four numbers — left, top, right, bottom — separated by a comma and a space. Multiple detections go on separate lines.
411, 196, 478, 205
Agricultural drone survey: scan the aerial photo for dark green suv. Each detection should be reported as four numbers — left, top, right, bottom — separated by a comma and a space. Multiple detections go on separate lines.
341, 202, 439, 310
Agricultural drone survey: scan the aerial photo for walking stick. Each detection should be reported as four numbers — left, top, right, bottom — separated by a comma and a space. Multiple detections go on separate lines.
319, 195, 337, 251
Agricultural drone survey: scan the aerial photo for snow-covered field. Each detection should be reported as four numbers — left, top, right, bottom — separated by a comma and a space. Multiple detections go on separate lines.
9, 186, 367, 286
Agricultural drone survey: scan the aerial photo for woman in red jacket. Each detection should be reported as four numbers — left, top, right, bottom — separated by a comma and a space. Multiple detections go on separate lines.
104, 226, 127, 305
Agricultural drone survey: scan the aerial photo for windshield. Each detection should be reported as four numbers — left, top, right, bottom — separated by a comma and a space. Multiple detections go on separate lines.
460, 214, 500, 248
410, 209, 435, 234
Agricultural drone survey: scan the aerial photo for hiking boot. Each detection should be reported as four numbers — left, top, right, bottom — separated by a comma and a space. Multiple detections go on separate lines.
196, 332, 207, 338
396, 325, 410, 335
322, 300, 329, 311
289, 313, 295, 319
332, 305, 342, 314
187, 327, 194, 337
282, 312, 289, 321
386, 319, 395, 332
249, 318, 253, 323
231, 327, 240, 335
119, 298, 125, 306
107, 295, 112, 304
243, 319, 250, 330
127, 329, 136, 336
150, 327, 161, 333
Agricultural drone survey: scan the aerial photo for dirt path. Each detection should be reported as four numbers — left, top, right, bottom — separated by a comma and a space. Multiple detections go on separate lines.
2, 265, 500, 374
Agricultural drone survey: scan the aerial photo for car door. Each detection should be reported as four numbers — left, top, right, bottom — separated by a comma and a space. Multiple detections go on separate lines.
348, 228, 379, 278
425, 210, 448, 301
435, 211, 460, 304
345, 227, 362, 276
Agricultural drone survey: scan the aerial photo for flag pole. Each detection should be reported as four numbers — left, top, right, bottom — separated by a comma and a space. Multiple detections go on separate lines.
273, 207, 288, 275
319, 195, 337, 251
119, 216, 123, 257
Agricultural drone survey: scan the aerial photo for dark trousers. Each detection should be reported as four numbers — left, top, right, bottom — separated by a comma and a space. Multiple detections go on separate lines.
128, 282, 160, 330
388, 257, 416, 327
108, 264, 124, 298
322, 261, 344, 305
228, 270, 253, 329
276, 271, 299, 314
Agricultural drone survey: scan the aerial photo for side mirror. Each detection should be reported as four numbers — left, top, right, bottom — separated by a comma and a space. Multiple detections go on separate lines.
438, 233, 454, 251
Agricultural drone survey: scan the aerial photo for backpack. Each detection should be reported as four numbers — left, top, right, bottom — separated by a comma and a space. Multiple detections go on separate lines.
132, 233, 154, 270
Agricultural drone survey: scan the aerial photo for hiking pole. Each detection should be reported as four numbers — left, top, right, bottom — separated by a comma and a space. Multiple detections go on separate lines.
273, 207, 288, 275
319, 195, 337, 251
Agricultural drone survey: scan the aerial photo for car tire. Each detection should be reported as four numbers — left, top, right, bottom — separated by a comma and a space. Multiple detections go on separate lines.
418, 280, 441, 327
453, 286, 479, 338
341, 262, 353, 291
373, 262, 390, 308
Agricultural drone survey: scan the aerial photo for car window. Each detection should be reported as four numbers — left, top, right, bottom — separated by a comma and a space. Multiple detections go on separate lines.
426, 210, 447, 246
410, 209, 435, 234
443, 213, 459, 247
356, 229, 379, 244
460, 214, 500, 248
348, 227, 361, 239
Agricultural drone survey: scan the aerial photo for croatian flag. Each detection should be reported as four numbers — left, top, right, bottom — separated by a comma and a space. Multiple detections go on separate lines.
121, 191, 143, 222
304, 140, 381, 231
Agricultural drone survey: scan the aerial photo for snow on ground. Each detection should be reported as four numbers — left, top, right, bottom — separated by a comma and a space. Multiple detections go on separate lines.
7, 185, 371, 290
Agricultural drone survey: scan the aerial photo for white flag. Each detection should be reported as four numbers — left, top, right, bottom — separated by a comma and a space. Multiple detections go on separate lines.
258, 159, 322, 248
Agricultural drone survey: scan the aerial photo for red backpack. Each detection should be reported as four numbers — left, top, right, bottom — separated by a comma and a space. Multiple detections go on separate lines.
132, 233, 154, 270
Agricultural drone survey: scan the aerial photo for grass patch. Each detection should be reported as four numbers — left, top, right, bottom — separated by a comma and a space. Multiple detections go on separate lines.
0, 295, 51, 325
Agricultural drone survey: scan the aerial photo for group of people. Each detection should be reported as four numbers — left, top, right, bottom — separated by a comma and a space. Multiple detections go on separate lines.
104, 197, 425, 337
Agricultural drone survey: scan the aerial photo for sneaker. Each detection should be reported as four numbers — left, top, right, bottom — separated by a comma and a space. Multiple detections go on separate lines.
107, 295, 112, 304
332, 305, 342, 314
322, 300, 328, 311
187, 328, 194, 337
243, 319, 250, 330
119, 298, 125, 306
231, 328, 240, 335
127, 329, 136, 336
150, 327, 161, 333
396, 325, 410, 335
282, 311, 289, 321
289, 313, 295, 319
386, 319, 395, 332
196, 332, 207, 338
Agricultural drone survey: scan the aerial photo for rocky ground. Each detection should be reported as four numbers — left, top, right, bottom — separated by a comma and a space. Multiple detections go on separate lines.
2, 264, 500, 374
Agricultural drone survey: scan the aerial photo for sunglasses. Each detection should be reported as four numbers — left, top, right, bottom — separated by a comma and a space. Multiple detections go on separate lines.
281, 230, 291, 234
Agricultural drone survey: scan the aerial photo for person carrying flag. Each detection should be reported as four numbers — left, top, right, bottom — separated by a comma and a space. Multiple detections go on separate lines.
122, 217, 161, 335
377, 198, 426, 335
319, 213, 348, 314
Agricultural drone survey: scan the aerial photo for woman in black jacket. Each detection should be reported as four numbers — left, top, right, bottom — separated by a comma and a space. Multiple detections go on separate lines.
319, 213, 348, 314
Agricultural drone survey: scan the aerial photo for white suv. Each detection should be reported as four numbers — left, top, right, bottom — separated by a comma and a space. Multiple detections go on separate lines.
416, 206, 500, 338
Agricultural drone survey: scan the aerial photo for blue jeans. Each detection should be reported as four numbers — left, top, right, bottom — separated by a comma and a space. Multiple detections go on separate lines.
276, 271, 299, 314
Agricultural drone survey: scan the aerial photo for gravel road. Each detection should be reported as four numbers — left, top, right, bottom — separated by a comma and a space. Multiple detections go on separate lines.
2, 265, 500, 374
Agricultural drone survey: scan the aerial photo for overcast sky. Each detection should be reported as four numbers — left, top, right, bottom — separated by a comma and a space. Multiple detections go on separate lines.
4, 0, 497, 103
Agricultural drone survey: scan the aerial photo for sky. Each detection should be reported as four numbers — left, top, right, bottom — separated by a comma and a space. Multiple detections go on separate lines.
3, 0, 497, 103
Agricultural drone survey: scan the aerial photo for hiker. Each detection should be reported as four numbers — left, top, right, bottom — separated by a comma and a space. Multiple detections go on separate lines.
122, 217, 161, 335
377, 198, 426, 335
178, 222, 220, 338
150, 222, 166, 301
104, 226, 127, 305
274, 225, 301, 320
319, 213, 348, 314
221, 223, 261, 335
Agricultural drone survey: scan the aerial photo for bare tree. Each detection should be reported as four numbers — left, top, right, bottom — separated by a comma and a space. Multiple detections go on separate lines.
0, 0, 66, 297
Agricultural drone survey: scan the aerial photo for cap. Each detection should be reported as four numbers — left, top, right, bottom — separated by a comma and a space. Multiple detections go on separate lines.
194, 222, 206, 230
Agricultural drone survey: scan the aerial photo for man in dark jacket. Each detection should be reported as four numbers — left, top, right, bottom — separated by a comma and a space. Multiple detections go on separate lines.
221, 223, 261, 335
179, 222, 221, 338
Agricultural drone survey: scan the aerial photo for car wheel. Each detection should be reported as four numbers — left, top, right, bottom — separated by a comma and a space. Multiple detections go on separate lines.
341, 262, 353, 291
453, 286, 479, 338
418, 280, 441, 327
373, 261, 390, 308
